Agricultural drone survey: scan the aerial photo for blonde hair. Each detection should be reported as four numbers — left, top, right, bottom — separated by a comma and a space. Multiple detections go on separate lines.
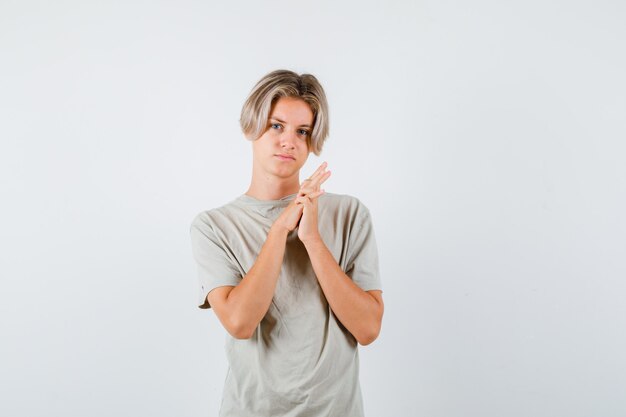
239, 69, 329, 156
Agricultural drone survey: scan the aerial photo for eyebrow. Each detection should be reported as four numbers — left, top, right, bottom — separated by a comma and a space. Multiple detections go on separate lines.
270, 117, 311, 128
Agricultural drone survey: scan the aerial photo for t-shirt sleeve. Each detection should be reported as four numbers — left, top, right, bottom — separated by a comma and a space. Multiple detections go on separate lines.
190, 213, 242, 309
344, 204, 383, 292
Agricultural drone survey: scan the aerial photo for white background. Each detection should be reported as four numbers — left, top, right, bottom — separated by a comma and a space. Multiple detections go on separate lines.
1, 1, 625, 416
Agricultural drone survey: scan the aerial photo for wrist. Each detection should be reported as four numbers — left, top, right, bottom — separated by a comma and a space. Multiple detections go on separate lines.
300, 233, 324, 247
269, 223, 290, 239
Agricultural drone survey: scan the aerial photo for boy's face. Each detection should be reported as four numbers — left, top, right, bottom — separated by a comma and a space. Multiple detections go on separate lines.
252, 96, 313, 180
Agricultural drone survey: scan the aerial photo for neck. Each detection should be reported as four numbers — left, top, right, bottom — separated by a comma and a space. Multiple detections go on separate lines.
245, 170, 300, 201
245, 180, 300, 200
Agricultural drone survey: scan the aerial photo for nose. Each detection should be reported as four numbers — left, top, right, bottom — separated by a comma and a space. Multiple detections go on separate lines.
280, 129, 297, 149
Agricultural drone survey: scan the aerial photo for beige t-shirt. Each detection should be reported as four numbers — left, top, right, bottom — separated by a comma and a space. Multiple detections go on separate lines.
190, 192, 382, 417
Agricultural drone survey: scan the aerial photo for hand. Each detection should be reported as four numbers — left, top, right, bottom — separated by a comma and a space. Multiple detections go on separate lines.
296, 162, 331, 243
273, 198, 304, 234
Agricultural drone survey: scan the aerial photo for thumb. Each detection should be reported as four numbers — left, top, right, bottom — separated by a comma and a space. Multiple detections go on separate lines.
295, 195, 311, 205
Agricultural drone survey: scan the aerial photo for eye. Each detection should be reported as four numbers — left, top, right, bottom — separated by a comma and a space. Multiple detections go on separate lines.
298, 129, 310, 137
270, 123, 282, 130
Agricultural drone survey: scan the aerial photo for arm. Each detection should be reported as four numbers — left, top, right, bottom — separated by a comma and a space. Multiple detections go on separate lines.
302, 237, 384, 345
208, 224, 289, 339
209, 166, 329, 339
295, 165, 383, 346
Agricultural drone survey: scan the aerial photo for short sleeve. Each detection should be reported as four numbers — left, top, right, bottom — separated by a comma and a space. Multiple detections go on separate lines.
190, 214, 242, 309
345, 205, 383, 292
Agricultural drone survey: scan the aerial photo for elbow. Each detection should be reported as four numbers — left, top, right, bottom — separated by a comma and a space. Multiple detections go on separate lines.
357, 310, 383, 346
357, 327, 381, 346
231, 328, 255, 340
209, 288, 258, 339
357, 319, 382, 346
226, 317, 257, 340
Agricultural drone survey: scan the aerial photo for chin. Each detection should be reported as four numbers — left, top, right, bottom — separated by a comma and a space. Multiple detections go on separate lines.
274, 169, 298, 179
272, 165, 300, 178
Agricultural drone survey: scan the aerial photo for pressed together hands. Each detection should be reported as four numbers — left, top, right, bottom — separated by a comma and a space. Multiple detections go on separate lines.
274, 162, 331, 243
208, 160, 383, 344
206, 161, 331, 339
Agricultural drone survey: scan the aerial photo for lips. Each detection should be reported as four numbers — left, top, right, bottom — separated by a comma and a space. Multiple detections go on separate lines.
275, 154, 295, 160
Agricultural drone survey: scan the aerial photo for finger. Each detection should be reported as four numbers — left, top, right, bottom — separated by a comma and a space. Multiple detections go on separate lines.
295, 195, 310, 205
301, 189, 323, 204
304, 170, 330, 192
316, 170, 331, 187
298, 183, 317, 196
309, 161, 328, 180
301, 169, 330, 194
307, 189, 325, 200
301, 170, 330, 193
298, 186, 309, 197
299, 177, 323, 195
298, 190, 319, 201
301, 162, 328, 187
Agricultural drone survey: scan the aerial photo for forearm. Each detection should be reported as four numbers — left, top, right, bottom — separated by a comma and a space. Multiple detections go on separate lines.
223, 225, 288, 336
303, 237, 383, 345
